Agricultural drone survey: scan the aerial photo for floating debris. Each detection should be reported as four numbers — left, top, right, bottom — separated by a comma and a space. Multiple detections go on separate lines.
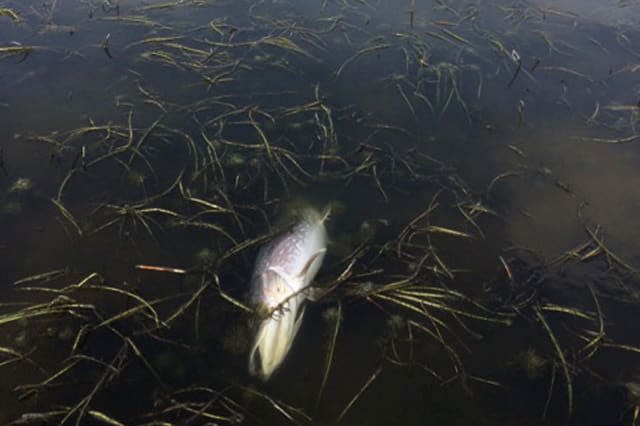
8, 178, 33, 193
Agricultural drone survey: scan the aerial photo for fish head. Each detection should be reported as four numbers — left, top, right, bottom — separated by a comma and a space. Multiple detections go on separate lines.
251, 267, 297, 313
248, 292, 306, 381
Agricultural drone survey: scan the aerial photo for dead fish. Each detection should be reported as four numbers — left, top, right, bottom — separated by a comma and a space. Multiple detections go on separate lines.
248, 206, 329, 380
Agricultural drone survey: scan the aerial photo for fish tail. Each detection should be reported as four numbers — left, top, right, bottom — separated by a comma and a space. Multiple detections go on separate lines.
320, 205, 332, 224
301, 205, 331, 226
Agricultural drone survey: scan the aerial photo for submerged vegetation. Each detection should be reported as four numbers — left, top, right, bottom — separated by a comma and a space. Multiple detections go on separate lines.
1, 0, 640, 424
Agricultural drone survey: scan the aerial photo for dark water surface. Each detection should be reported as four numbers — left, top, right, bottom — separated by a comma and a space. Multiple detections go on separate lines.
2, 0, 640, 425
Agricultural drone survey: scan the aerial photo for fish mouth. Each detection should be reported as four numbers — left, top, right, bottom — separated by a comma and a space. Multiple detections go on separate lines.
248, 296, 305, 381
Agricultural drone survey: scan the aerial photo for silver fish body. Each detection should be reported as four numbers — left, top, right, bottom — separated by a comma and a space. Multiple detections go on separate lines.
248, 207, 328, 380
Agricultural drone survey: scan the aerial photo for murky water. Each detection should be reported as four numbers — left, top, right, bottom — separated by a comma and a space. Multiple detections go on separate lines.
1, 0, 640, 425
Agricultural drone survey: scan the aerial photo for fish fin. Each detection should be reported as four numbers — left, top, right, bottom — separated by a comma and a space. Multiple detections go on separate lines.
297, 248, 327, 280
264, 267, 296, 293
263, 267, 286, 282
293, 304, 306, 334
248, 321, 267, 377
